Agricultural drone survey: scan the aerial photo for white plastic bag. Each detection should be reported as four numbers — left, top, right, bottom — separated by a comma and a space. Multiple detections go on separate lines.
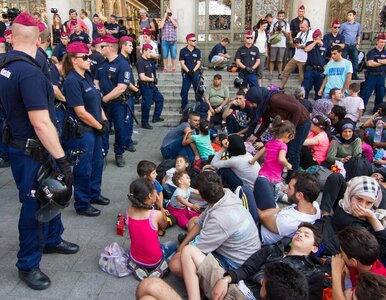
99, 242, 131, 277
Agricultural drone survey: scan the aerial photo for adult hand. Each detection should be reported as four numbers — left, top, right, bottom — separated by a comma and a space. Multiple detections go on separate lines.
209, 107, 215, 115
188, 69, 195, 77
96, 120, 110, 136
211, 279, 228, 300
245, 67, 254, 74
215, 106, 222, 113
248, 135, 257, 143
286, 163, 293, 170
153, 77, 158, 85
55, 156, 73, 188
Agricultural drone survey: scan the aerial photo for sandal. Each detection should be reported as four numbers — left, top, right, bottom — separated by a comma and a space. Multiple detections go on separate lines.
127, 259, 149, 281
172, 68, 176, 73
162, 68, 168, 72
148, 259, 169, 278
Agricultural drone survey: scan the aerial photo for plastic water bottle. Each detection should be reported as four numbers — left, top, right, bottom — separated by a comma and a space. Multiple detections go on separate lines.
374, 149, 384, 160
374, 122, 383, 143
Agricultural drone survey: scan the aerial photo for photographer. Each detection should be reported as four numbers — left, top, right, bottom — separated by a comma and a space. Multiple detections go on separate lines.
159, 7, 178, 73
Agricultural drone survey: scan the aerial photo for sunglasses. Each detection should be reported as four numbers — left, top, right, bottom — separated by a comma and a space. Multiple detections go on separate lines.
189, 39, 196, 42
75, 55, 90, 61
246, 37, 254, 39
333, 26, 340, 29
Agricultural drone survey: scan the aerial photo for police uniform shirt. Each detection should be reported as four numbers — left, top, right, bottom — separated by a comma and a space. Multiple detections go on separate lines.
179, 46, 201, 72
36, 47, 51, 80
63, 70, 102, 122
366, 47, 386, 73
52, 43, 67, 62
50, 63, 63, 91
69, 32, 90, 45
95, 55, 131, 96
89, 51, 105, 79
0, 51, 54, 140
304, 41, 326, 68
235, 45, 260, 67
322, 33, 345, 58
136, 56, 153, 79
119, 53, 135, 85
105, 23, 120, 39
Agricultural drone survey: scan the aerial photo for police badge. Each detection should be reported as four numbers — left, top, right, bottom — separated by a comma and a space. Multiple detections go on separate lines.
124, 72, 130, 79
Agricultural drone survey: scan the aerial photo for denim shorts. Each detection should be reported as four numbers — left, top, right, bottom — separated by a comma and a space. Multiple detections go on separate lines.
161, 40, 177, 59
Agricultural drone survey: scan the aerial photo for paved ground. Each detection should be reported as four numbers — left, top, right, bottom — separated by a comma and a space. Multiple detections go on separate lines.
0, 125, 188, 300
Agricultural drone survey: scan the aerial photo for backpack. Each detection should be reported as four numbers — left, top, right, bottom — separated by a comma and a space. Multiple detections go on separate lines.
306, 165, 333, 191
344, 155, 373, 181
156, 159, 176, 184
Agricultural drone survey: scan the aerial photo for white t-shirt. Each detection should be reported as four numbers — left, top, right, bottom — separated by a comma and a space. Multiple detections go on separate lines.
164, 167, 177, 187
254, 30, 267, 54
140, 40, 159, 57
269, 18, 290, 48
261, 201, 321, 245
339, 96, 365, 122
293, 30, 313, 62
83, 17, 93, 39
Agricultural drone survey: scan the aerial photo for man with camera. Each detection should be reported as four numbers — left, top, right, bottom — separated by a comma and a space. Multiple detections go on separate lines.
279, 19, 313, 90
268, 10, 290, 80
160, 7, 178, 73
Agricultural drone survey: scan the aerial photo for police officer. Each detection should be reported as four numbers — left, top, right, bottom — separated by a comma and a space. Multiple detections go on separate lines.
142, 28, 159, 77
51, 31, 69, 64
69, 22, 91, 45
359, 33, 386, 113
179, 33, 201, 112
235, 30, 260, 88
136, 43, 164, 129
302, 29, 326, 100
94, 35, 131, 167
50, 61, 66, 142
62, 42, 110, 216
0, 12, 77, 290
119, 35, 139, 152
322, 19, 345, 64
89, 37, 105, 79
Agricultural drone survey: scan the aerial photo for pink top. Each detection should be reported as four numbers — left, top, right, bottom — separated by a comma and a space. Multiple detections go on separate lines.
259, 139, 287, 183
362, 142, 373, 162
127, 209, 162, 266
307, 131, 330, 164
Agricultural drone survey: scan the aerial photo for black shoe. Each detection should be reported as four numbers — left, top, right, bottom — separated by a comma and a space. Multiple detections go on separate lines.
177, 233, 187, 244
43, 240, 80, 254
352, 74, 360, 80
115, 155, 125, 167
152, 118, 164, 123
125, 145, 136, 152
76, 205, 101, 217
142, 124, 153, 129
132, 140, 138, 145
91, 195, 110, 205
0, 158, 10, 168
18, 268, 51, 290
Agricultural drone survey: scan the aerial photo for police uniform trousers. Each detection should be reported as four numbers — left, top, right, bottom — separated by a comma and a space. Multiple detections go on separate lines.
70, 131, 103, 211
302, 68, 324, 100
0, 109, 9, 161
360, 73, 385, 113
9, 146, 64, 270
180, 72, 200, 110
124, 96, 135, 148
140, 84, 164, 126
55, 104, 66, 144
102, 100, 125, 156
241, 72, 258, 88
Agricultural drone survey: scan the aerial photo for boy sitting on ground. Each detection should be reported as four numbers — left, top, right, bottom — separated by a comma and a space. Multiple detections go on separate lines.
162, 155, 190, 199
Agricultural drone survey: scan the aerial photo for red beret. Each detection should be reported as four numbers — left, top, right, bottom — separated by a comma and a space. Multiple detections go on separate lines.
67, 41, 89, 54
100, 35, 118, 44
332, 19, 340, 26
142, 43, 153, 50
0, 37, 6, 43
378, 33, 386, 40
312, 29, 322, 38
120, 36, 133, 42
38, 22, 46, 32
142, 28, 151, 36
4, 29, 12, 36
93, 37, 101, 45
245, 30, 253, 36
186, 33, 195, 41
299, 5, 305, 9
13, 12, 38, 27
60, 31, 68, 38
97, 22, 104, 29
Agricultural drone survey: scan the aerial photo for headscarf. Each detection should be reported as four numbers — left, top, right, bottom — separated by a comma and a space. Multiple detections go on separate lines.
227, 135, 246, 157
311, 99, 333, 119
334, 119, 358, 144
339, 176, 382, 215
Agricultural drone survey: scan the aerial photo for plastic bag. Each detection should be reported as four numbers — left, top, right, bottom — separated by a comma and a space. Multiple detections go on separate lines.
99, 242, 131, 277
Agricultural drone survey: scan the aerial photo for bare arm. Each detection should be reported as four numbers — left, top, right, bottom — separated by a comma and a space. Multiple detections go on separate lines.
53, 85, 65, 102
179, 60, 190, 73
318, 76, 328, 96
74, 106, 103, 130
139, 72, 154, 82
249, 147, 266, 164
102, 83, 127, 103
182, 131, 193, 146
258, 208, 281, 233
303, 136, 320, 146
342, 73, 352, 93
278, 149, 292, 169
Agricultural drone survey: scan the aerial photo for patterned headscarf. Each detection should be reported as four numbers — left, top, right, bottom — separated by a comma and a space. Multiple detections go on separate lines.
339, 176, 383, 215
311, 99, 333, 119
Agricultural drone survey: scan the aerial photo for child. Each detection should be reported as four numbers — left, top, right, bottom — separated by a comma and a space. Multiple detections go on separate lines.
355, 128, 373, 162
339, 82, 365, 123
167, 170, 202, 229
126, 178, 177, 281
329, 105, 347, 136
331, 227, 386, 300
250, 116, 295, 197
162, 155, 190, 199
182, 120, 215, 161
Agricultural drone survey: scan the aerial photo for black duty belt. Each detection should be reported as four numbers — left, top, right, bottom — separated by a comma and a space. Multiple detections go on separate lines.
305, 65, 324, 72
9, 138, 28, 148
365, 71, 385, 76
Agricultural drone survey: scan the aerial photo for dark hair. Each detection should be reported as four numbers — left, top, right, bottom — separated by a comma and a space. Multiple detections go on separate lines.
349, 82, 360, 93
270, 115, 296, 139
172, 170, 188, 187
188, 112, 200, 119
265, 13, 273, 18
137, 160, 157, 177
290, 171, 320, 203
277, 10, 286, 16
80, 9, 88, 16
338, 227, 381, 266
297, 222, 322, 247
355, 272, 386, 300
331, 45, 343, 53
199, 120, 210, 135
176, 155, 189, 165
236, 90, 245, 97
329, 87, 341, 98
33, 11, 41, 17
213, 73, 222, 80
69, 8, 77, 15
264, 262, 309, 300
195, 173, 224, 204
128, 178, 155, 209
62, 53, 76, 77
355, 128, 370, 143
378, 102, 386, 116
257, 18, 269, 28
221, 37, 230, 43
331, 105, 347, 120
312, 115, 331, 134
347, 10, 356, 15
118, 19, 124, 25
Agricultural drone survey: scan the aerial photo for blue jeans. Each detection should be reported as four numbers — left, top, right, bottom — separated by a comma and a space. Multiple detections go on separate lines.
9, 147, 64, 270
180, 72, 200, 110
212, 252, 239, 271
102, 100, 125, 155
242, 72, 259, 88
217, 168, 243, 192
69, 131, 103, 211
0, 109, 9, 161
161, 137, 195, 162
253, 177, 277, 211
366, 128, 386, 143
360, 74, 385, 113
342, 44, 358, 76
140, 85, 164, 126
302, 69, 324, 100
123, 96, 135, 147
286, 119, 312, 182
161, 40, 177, 60
160, 241, 177, 260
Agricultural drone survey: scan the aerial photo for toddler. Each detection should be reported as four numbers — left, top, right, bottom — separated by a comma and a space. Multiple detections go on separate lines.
339, 82, 364, 123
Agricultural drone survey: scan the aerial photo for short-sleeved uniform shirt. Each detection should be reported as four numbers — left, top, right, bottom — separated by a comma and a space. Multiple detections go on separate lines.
105, 22, 120, 39
0, 51, 54, 140
324, 58, 353, 93
96, 55, 131, 96
208, 43, 227, 62
119, 54, 135, 85
50, 63, 64, 99
89, 51, 105, 79
136, 56, 153, 78
323, 32, 345, 59
69, 32, 90, 44
63, 70, 102, 122
366, 47, 386, 73
305, 41, 326, 68
234, 45, 260, 68
179, 46, 201, 72
52, 43, 67, 62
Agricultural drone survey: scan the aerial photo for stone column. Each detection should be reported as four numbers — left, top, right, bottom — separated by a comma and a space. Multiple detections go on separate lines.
293, 0, 328, 34
169, 0, 195, 42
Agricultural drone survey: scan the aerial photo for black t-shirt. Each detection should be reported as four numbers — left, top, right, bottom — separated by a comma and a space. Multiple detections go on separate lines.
208, 43, 227, 62
105, 22, 120, 39
290, 17, 311, 38
136, 57, 153, 78
235, 45, 260, 68
0, 21, 6, 37
70, 32, 90, 44
230, 103, 253, 127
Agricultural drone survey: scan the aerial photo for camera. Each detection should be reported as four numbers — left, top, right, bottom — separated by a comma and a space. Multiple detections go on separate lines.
51, 8, 58, 14
167, 12, 172, 16
293, 37, 301, 44
275, 24, 282, 32
2, 7, 21, 22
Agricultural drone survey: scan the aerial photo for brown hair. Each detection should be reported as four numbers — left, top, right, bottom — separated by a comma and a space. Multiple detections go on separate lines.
172, 170, 188, 187
355, 272, 386, 300
270, 115, 295, 139
62, 53, 76, 77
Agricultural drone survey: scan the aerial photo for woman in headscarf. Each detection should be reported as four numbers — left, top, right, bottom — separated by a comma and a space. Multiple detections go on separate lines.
325, 119, 362, 165
245, 87, 310, 181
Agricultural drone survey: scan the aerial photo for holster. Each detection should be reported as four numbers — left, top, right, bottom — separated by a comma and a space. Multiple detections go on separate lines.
23, 138, 48, 163
63, 115, 84, 139
2, 118, 10, 144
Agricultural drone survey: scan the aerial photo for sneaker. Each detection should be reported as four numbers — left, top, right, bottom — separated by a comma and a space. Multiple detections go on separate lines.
0, 158, 10, 168
278, 74, 282, 80
115, 155, 125, 167
148, 259, 169, 278
125, 145, 136, 152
